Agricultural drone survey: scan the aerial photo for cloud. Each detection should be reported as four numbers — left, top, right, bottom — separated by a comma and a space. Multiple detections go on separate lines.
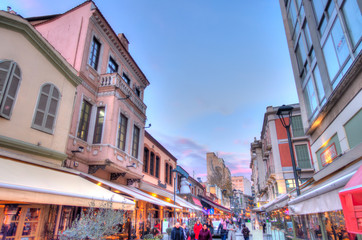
154, 133, 252, 180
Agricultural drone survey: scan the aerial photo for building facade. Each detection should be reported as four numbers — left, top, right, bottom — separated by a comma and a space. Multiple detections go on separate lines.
278, 0, 362, 238
232, 176, 252, 196
0, 10, 134, 240
28, 1, 150, 184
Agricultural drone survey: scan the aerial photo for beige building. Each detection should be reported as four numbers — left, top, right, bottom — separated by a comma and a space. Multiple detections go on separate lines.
232, 176, 252, 196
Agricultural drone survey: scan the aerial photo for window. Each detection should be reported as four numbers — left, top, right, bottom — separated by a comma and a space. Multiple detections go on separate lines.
135, 87, 141, 97
295, 144, 312, 168
323, 18, 350, 82
155, 156, 160, 178
89, 37, 101, 70
285, 179, 307, 192
287, 1, 298, 32
291, 115, 304, 137
342, 0, 362, 48
131, 125, 140, 158
77, 100, 92, 141
107, 56, 118, 74
295, 36, 308, 75
303, 77, 318, 118
117, 113, 128, 151
32, 84, 60, 133
122, 73, 131, 85
93, 107, 105, 144
312, 0, 335, 35
344, 109, 362, 149
169, 165, 173, 185
150, 152, 155, 176
165, 163, 169, 183
143, 148, 149, 173
0, 60, 21, 119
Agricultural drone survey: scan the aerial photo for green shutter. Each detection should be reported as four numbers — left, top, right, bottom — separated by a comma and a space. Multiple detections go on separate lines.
295, 144, 311, 168
344, 109, 362, 149
291, 115, 304, 137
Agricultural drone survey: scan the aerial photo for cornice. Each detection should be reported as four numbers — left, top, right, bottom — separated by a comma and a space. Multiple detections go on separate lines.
0, 135, 67, 161
0, 11, 82, 87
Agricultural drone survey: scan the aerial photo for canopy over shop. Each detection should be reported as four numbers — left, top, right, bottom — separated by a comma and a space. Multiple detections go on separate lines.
199, 196, 231, 216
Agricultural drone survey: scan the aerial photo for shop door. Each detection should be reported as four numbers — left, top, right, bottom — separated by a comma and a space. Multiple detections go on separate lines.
0, 205, 42, 240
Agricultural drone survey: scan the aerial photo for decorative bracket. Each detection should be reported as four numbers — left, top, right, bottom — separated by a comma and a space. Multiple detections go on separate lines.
88, 165, 106, 174
127, 178, 141, 185
110, 172, 127, 181
158, 180, 167, 189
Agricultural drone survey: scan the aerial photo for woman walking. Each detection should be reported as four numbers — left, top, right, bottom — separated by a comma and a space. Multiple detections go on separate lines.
198, 224, 212, 240
226, 219, 236, 240
193, 219, 203, 240
206, 218, 214, 236
217, 219, 228, 240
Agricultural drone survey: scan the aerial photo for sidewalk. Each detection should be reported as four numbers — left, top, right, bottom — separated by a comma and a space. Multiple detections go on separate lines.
234, 228, 270, 240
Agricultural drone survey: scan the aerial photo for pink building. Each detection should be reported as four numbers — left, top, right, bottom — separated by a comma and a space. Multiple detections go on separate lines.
29, 1, 150, 184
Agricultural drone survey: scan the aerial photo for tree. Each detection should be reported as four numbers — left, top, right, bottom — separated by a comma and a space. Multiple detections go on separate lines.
59, 201, 125, 240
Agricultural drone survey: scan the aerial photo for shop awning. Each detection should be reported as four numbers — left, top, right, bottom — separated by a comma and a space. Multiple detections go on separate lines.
261, 194, 289, 212
339, 164, 362, 234
0, 157, 134, 210
288, 161, 362, 215
80, 173, 181, 209
139, 182, 201, 211
193, 197, 203, 207
199, 196, 231, 213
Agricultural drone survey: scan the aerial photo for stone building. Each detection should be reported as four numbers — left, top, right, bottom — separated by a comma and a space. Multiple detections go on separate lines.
206, 152, 233, 195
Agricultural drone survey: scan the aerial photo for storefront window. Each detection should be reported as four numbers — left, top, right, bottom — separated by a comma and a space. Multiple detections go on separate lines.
324, 210, 349, 240
306, 214, 323, 240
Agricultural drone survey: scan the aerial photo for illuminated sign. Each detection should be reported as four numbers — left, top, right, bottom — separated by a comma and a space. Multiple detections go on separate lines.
320, 143, 337, 167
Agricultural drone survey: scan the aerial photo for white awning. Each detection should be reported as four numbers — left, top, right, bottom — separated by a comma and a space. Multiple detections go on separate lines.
80, 173, 181, 209
288, 161, 362, 215
261, 194, 289, 212
0, 157, 134, 210
140, 182, 201, 211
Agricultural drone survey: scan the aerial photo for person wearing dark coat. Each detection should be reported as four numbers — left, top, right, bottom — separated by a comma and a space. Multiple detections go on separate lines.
242, 224, 250, 240
198, 224, 212, 240
124, 217, 132, 240
171, 222, 185, 240
217, 219, 228, 240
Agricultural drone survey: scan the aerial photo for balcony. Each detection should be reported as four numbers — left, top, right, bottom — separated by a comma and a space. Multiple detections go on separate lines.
100, 73, 147, 114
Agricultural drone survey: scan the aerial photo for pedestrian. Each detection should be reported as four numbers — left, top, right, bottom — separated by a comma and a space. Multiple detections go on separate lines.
217, 219, 228, 240
193, 219, 203, 240
206, 218, 214, 235
262, 220, 266, 234
171, 222, 185, 240
198, 224, 212, 240
153, 220, 161, 236
242, 224, 250, 240
125, 217, 132, 240
182, 222, 190, 240
226, 219, 236, 240
237, 217, 242, 230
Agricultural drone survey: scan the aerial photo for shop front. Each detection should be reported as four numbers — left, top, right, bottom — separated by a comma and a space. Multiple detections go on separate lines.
0, 157, 135, 239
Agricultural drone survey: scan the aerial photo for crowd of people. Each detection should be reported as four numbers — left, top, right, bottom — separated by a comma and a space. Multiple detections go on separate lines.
170, 218, 250, 240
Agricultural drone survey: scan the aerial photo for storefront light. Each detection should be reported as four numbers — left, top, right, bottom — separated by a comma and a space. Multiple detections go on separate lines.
152, 193, 157, 197
114, 190, 121, 193
97, 182, 102, 186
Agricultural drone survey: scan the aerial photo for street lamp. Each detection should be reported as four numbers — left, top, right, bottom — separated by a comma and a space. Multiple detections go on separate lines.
276, 105, 300, 196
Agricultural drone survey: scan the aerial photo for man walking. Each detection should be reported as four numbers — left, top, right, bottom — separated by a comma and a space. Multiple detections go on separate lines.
242, 224, 250, 240
171, 222, 185, 240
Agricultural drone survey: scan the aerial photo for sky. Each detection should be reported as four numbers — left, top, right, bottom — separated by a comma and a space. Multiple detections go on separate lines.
0, 0, 299, 180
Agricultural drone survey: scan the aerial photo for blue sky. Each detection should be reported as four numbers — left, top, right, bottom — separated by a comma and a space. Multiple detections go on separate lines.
1, 0, 299, 180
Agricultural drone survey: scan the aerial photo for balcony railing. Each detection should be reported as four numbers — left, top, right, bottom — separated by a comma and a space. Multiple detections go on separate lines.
100, 73, 147, 114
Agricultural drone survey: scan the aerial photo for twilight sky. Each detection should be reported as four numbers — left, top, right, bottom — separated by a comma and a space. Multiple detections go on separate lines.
1, 0, 299, 180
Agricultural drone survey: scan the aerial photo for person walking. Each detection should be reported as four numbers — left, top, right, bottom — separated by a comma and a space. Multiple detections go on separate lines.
242, 224, 250, 240
182, 222, 190, 240
125, 217, 132, 240
193, 219, 203, 240
206, 218, 214, 236
217, 219, 228, 240
198, 224, 212, 240
171, 222, 185, 240
226, 219, 236, 240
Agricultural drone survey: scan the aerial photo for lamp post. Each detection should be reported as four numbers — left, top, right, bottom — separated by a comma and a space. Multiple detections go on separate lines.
276, 105, 300, 196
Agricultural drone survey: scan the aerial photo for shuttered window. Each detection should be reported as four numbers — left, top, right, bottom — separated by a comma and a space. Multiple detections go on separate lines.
291, 115, 304, 137
32, 84, 60, 133
295, 144, 312, 168
150, 152, 155, 176
143, 148, 149, 173
0, 60, 21, 119
117, 114, 128, 151
155, 156, 160, 178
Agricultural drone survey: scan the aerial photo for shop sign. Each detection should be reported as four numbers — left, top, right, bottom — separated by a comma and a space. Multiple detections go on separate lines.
208, 208, 214, 215
320, 143, 337, 166
162, 220, 168, 233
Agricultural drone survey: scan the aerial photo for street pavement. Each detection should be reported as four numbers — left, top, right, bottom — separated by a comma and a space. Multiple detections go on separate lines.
234, 228, 270, 240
